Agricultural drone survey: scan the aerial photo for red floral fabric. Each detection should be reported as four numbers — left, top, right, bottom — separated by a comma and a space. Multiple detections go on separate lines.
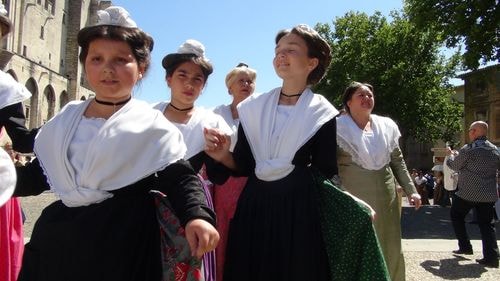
153, 191, 203, 281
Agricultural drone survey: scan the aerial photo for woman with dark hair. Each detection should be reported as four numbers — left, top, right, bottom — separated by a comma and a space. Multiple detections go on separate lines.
204, 25, 388, 281
14, 7, 218, 281
336, 81, 422, 280
154, 39, 231, 187
153, 39, 232, 281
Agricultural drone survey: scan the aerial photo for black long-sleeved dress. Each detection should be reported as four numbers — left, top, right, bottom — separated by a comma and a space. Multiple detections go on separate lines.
223, 118, 337, 281
15, 158, 215, 281
0, 102, 37, 152
188, 151, 230, 185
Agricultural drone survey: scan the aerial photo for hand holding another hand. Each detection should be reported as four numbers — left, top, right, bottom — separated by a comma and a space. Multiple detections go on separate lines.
203, 127, 231, 162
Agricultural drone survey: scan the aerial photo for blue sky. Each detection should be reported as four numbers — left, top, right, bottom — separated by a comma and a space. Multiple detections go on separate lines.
113, 0, 404, 108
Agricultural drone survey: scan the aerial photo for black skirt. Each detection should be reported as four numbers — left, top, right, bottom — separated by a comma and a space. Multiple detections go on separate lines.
19, 185, 162, 281
223, 167, 330, 281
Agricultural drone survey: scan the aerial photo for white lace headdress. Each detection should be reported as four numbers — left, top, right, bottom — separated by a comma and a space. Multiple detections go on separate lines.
95, 6, 137, 28
177, 39, 208, 60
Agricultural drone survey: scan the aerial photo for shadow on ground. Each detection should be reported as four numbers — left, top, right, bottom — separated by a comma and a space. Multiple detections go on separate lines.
401, 205, 500, 239
420, 255, 488, 279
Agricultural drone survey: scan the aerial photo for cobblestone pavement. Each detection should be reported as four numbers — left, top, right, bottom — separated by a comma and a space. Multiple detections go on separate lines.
20, 192, 500, 280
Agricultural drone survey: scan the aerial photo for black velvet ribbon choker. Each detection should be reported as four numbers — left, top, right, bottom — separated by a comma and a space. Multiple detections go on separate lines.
169, 103, 194, 112
94, 96, 131, 106
280, 92, 302, 98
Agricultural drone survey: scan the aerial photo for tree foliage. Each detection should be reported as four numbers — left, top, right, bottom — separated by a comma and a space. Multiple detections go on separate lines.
314, 11, 463, 143
404, 0, 499, 70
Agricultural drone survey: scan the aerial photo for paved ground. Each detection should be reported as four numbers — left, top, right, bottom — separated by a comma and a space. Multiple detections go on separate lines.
401, 203, 499, 280
20, 192, 500, 280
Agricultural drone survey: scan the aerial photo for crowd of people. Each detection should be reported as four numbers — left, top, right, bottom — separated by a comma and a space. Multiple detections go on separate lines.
410, 168, 452, 207
1, 5, 498, 281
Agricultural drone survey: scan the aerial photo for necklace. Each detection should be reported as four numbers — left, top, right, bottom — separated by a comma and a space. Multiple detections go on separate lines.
280, 92, 302, 98
169, 103, 194, 112
94, 96, 131, 106
94, 96, 131, 113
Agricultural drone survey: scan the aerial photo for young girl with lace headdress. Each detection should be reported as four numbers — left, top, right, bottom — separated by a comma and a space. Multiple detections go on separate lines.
14, 6, 218, 281
153, 39, 233, 281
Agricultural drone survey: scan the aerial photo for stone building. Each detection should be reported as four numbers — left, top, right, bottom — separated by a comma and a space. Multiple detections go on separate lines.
431, 64, 499, 169
0, 0, 112, 130
459, 64, 500, 146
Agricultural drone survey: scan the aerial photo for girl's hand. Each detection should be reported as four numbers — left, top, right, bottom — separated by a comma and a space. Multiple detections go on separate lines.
203, 128, 231, 162
185, 219, 220, 259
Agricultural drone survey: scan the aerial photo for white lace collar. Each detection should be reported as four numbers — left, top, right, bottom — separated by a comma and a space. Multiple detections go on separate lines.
337, 114, 401, 170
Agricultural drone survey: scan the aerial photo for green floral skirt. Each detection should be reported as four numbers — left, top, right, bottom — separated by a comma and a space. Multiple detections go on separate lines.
312, 170, 390, 281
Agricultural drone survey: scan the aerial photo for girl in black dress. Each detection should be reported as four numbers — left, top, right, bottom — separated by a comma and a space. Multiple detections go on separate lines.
205, 24, 338, 281
14, 6, 218, 281
204, 24, 388, 281
154, 39, 233, 281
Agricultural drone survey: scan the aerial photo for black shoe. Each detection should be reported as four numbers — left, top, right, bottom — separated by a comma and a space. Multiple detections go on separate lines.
452, 249, 473, 255
476, 258, 499, 268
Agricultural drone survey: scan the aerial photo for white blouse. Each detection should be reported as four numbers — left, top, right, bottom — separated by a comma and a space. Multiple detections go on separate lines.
68, 117, 106, 188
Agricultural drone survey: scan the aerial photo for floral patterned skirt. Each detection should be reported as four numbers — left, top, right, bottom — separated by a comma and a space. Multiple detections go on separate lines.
153, 175, 216, 281
153, 191, 204, 281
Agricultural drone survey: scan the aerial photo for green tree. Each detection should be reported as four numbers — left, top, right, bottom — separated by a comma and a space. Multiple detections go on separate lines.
314, 11, 463, 144
404, 0, 499, 70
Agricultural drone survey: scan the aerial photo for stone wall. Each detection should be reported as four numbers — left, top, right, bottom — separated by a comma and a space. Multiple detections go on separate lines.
1, 0, 108, 132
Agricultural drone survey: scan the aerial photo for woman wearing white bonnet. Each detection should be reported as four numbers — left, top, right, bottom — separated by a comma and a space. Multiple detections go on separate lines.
0, 4, 15, 207
0, 4, 38, 281
154, 38, 233, 281
0, 3, 37, 154
14, 6, 218, 281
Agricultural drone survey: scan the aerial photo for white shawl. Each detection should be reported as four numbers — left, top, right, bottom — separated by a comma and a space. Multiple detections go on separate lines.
0, 147, 16, 206
35, 99, 186, 207
153, 102, 233, 159
0, 71, 31, 206
336, 114, 401, 170
0, 71, 31, 110
238, 87, 338, 181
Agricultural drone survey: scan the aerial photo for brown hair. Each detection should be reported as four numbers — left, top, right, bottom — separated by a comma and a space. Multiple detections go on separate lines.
342, 82, 374, 114
162, 53, 213, 82
77, 25, 154, 73
275, 24, 332, 85
0, 12, 12, 37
